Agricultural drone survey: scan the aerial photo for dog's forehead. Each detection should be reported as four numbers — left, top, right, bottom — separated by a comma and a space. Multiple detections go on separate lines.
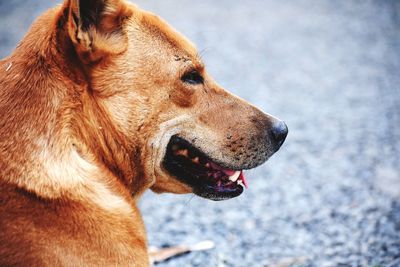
136, 9, 203, 66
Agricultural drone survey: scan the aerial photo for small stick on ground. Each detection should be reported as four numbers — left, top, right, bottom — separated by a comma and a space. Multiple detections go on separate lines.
149, 240, 215, 265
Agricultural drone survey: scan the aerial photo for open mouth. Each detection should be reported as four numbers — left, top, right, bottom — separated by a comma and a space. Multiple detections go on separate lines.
163, 135, 248, 201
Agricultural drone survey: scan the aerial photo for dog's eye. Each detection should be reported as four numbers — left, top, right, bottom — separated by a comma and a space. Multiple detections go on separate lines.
181, 70, 204, 85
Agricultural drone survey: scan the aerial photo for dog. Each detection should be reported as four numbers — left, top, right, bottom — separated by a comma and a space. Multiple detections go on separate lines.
0, 0, 288, 266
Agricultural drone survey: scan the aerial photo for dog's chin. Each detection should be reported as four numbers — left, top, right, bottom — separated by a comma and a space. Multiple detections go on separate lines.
162, 135, 249, 201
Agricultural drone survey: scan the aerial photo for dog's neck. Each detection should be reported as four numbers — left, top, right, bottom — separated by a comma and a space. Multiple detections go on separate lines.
0, 7, 149, 207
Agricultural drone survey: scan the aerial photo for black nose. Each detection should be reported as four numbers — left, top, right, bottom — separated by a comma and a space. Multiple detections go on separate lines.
271, 120, 288, 150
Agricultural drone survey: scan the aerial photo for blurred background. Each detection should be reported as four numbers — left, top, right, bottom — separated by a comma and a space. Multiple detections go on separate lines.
1, 1, 399, 266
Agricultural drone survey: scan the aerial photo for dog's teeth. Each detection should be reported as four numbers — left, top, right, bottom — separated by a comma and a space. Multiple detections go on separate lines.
229, 171, 241, 182
237, 180, 245, 187
192, 157, 200, 164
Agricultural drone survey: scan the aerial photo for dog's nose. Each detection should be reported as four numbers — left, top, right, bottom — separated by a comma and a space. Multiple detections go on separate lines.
271, 120, 288, 151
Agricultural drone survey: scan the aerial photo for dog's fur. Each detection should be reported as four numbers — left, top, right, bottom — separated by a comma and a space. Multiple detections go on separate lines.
0, 0, 285, 266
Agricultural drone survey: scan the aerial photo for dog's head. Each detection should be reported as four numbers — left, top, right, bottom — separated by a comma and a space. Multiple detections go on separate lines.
62, 0, 287, 201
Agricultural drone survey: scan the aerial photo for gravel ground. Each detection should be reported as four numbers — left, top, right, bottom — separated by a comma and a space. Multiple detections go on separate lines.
1, 1, 399, 266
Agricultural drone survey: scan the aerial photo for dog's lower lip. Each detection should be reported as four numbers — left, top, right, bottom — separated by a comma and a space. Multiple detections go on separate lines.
163, 135, 248, 200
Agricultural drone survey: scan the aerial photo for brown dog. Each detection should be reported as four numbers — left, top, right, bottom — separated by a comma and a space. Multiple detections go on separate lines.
0, 0, 288, 266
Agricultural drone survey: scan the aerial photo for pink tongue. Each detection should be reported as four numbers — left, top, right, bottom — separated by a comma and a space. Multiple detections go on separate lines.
240, 172, 249, 189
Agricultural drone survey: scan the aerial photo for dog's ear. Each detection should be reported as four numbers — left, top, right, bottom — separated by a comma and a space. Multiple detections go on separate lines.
65, 0, 131, 63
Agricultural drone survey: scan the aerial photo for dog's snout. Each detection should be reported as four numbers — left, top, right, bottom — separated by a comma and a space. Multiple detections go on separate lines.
270, 120, 288, 151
